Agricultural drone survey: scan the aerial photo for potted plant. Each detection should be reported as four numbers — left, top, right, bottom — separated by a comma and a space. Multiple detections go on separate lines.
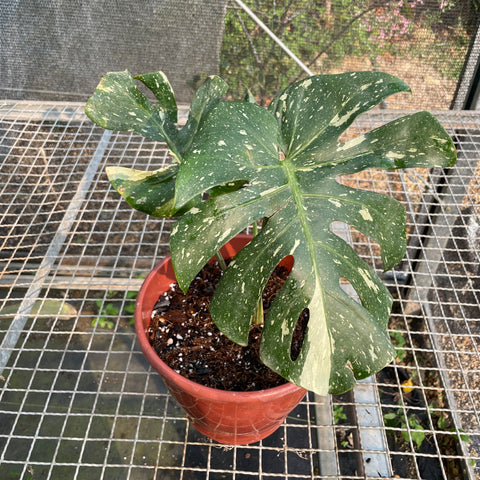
85, 70, 456, 444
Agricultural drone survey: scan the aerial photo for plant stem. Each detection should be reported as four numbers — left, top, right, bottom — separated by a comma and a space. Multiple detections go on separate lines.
216, 251, 227, 272
253, 295, 264, 325
252, 220, 258, 237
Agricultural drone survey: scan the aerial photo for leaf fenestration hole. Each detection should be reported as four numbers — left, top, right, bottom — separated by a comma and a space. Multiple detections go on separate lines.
262, 255, 294, 311
290, 308, 309, 361
330, 220, 383, 271
339, 277, 361, 305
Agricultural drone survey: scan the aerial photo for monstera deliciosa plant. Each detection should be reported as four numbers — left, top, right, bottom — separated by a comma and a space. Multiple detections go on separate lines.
86, 70, 456, 396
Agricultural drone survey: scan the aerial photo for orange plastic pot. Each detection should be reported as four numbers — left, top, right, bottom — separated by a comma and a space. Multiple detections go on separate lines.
135, 234, 306, 445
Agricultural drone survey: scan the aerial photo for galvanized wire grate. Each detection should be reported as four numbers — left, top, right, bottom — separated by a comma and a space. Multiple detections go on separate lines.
1, 103, 479, 479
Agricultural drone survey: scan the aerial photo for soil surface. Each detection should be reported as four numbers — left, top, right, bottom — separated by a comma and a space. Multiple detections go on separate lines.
148, 261, 308, 391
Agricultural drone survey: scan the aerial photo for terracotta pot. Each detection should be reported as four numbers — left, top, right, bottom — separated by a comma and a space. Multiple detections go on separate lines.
135, 234, 306, 445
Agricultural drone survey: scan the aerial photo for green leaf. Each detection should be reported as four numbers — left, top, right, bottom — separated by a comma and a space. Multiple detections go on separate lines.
437, 414, 448, 430
106, 164, 177, 217
85, 70, 179, 152
390, 331, 407, 362
244, 88, 257, 104
170, 72, 456, 395
177, 75, 229, 152
333, 404, 347, 423
268, 71, 412, 163
124, 303, 136, 314
459, 430, 471, 443
87, 72, 228, 218
105, 164, 199, 217
329, 111, 457, 172
173, 101, 280, 209
404, 415, 426, 449
383, 412, 399, 425
93, 301, 119, 329
135, 72, 178, 123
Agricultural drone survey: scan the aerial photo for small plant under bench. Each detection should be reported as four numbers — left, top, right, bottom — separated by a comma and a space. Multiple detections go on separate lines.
86, 70, 456, 444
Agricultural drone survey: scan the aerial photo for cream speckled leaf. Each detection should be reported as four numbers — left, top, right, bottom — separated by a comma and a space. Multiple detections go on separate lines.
106, 164, 180, 218
86, 71, 457, 395
170, 72, 457, 395
86, 70, 227, 216
85, 70, 178, 146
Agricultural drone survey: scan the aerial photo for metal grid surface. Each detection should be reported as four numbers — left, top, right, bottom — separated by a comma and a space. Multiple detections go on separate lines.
1, 102, 479, 479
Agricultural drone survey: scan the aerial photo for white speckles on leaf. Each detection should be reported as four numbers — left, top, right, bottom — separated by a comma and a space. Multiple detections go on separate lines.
219, 228, 232, 243
290, 239, 301, 255
296, 282, 331, 395
359, 268, 380, 292
330, 105, 361, 128
97, 83, 113, 93
328, 198, 342, 208
273, 245, 282, 257
280, 319, 289, 340
359, 208, 373, 221
386, 151, 405, 160
259, 186, 279, 197
337, 134, 366, 152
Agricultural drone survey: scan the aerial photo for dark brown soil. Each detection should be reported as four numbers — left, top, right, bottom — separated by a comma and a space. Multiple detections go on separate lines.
148, 261, 308, 391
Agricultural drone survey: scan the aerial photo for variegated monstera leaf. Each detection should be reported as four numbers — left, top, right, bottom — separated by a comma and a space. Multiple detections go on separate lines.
86, 71, 456, 395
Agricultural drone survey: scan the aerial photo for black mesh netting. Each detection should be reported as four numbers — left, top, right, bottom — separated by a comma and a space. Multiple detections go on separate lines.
0, 0, 228, 103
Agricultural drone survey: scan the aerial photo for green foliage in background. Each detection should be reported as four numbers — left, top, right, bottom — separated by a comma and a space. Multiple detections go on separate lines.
92, 290, 138, 329
384, 408, 427, 450
220, 0, 478, 101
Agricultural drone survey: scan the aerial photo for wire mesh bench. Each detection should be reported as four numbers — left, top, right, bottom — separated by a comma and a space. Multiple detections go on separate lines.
1, 101, 479, 479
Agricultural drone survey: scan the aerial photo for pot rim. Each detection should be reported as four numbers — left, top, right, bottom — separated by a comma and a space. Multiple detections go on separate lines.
135, 239, 306, 401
